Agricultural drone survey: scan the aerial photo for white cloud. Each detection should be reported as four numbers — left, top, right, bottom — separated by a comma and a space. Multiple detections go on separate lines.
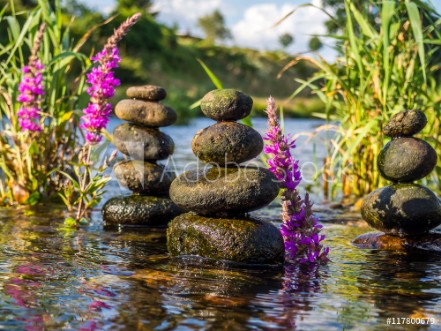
152, 0, 232, 34
231, 0, 334, 59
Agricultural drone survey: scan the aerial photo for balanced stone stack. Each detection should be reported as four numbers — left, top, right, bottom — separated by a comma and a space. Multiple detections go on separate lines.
355, 110, 441, 248
103, 85, 181, 226
167, 89, 284, 264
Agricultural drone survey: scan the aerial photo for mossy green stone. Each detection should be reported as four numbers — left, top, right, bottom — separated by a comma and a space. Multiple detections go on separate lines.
167, 212, 284, 264
361, 184, 441, 236
201, 89, 253, 121
192, 122, 263, 165
378, 138, 437, 182
113, 160, 175, 195
115, 99, 177, 127
383, 110, 427, 137
103, 195, 182, 226
113, 123, 174, 161
169, 166, 280, 216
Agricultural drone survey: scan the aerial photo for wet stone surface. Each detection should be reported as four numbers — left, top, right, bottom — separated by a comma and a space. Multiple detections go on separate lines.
353, 231, 441, 252
167, 212, 284, 264
377, 137, 437, 182
103, 195, 182, 226
169, 166, 280, 216
113, 160, 175, 195
113, 123, 174, 161
192, 122, 263, 165
361, 184, 441, 236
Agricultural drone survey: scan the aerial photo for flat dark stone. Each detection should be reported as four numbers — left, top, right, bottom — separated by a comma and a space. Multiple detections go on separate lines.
113, 123, 174, 161
167, 212, 284, 264
378, 137, 437, 182
201, 89, 253, 121
126, 85, 167, 101
115, 99, 177, 127
102, 195, 182, 226
113, 160, 175, 195
169, 166, 280, 216
361, 184, 441, 236
192, 122, 263, 165
383, 110, 427, 137
353, 231, 441, 252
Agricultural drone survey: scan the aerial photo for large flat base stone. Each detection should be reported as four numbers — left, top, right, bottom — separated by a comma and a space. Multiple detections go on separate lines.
167, 212, 284, 264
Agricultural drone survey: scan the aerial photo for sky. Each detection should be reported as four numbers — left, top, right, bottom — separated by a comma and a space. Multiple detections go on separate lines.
79, 0, 441, 61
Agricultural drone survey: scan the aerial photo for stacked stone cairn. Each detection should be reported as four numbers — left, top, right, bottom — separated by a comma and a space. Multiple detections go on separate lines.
103, 85, 181, 226
167, 89, 284, 264
354, 110, 441, 248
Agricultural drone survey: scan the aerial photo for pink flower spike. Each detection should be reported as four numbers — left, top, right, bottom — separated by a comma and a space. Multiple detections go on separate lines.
264, 96, 329, 265
81, 13, 141, 145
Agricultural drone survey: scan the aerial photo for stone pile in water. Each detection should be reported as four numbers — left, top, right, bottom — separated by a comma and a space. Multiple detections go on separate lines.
354, 110, 441, 249
103, 85, 181, 226
167, 89, 284, 264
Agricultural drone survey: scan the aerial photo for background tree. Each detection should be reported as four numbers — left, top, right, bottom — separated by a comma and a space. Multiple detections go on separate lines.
197, 9, 232, 44
279, 32, 294, 49
322, 0, 375, 33
116, 0, 153, 12
308, 36, 323, 51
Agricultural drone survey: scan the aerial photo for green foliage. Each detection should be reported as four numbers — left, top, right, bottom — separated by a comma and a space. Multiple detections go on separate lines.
322, 0, 376, 34
58, 145, 114, 222
279, 33, 294, 49
0, 0, 89, 205
197, 9, 232, 44
308, 36, 323, 51
289, 0, 441, 200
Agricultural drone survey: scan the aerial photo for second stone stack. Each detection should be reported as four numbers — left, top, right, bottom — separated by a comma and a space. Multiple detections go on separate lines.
167, 89, 284, 265
103, 85, 181, 227
360, 110, 441, 238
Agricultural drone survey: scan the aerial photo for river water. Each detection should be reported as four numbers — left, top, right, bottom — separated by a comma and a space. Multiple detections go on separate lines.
0, 118, 440, 330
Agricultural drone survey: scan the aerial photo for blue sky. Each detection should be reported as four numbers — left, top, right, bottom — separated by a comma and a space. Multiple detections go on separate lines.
79, 0, 441, 61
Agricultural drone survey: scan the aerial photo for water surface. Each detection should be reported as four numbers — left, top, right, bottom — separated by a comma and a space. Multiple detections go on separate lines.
0, 118, 440, 330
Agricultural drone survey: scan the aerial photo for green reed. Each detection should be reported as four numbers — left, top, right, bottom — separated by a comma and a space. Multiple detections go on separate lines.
0, 0, 89, 204
286, 0, 441, 201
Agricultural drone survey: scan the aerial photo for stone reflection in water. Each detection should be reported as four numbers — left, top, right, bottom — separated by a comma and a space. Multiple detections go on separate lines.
354, 251, 440, 330
130, 257, 328, 330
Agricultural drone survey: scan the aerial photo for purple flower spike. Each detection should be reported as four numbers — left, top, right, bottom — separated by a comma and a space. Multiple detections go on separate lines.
264, 96, 329, 265
17, 25, 46, 132
81, 13, 141, 145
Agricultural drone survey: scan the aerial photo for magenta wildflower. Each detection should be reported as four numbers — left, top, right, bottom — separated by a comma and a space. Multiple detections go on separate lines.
264, 96, 329, 264
81, 48, 121, 144
81, 13, 141, 144
17, 24, 46, 132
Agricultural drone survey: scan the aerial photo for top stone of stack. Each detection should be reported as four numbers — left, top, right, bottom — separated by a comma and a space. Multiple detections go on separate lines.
383, 110, 427, 138
201, 89, 253, 121
127, 85, 167, 101
115, 85, 177, 127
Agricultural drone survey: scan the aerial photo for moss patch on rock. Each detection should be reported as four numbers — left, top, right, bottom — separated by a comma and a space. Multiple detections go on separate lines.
167, 212, 284, 264
200, 89, 253, 121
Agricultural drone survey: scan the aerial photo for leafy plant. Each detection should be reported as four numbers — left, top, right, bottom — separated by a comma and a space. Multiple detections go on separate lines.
0, 0, 89, 205
284, 0, 441, 200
